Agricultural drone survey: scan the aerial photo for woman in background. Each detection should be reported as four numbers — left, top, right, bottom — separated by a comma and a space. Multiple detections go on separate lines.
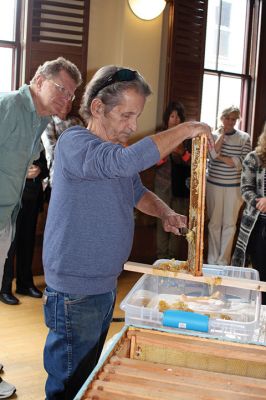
154, 101, 191, 260
206, 106, 251, 266
232, 122, 266, 303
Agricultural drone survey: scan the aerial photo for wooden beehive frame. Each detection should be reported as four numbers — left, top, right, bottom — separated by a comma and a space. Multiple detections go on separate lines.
187, 134, 208, 276
80, 327, 266, 400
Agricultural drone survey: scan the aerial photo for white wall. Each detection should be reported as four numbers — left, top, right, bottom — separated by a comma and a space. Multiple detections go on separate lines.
87, 0, 164, 139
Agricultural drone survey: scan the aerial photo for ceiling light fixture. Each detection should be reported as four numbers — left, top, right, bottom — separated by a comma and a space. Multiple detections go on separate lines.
128, 0, 167, 21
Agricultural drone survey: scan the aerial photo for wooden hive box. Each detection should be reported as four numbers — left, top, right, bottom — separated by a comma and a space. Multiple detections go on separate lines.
75, 326, 266, 400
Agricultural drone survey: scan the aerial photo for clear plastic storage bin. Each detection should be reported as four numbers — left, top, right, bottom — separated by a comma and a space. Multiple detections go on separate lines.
120, 263, 261, 343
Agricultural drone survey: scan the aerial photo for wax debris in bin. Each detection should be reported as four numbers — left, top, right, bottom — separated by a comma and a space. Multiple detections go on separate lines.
120, 265, 261, 343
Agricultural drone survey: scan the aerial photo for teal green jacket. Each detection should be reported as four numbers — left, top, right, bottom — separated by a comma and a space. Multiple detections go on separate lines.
0, 84, 50, 231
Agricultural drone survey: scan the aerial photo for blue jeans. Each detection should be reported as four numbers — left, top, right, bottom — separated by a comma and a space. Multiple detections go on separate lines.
43, 286, 116, 400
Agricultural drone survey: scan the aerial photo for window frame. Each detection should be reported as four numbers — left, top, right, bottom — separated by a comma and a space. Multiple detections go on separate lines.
202, 0, 252, 131
165, 0, 266, 145
0, 0, 89, 101
0, 0, 22, 91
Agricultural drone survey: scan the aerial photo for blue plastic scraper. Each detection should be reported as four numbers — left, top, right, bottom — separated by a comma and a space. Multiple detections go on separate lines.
162, 310, 209, 332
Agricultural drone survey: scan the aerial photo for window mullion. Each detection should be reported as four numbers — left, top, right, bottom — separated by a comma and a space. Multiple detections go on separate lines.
14, 0, 22, 89
0, 40, 16, 48
204, 68, 249, 80
216, 73, 221, 126
216, 0, 223, 70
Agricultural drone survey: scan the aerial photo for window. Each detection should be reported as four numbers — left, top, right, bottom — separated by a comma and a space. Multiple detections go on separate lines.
0, 0, 21, 92
0, 0, 89, 94
200, 0, 249, 129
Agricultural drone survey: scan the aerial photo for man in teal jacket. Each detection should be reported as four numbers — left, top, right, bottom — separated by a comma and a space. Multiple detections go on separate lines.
0, 56, 81, 399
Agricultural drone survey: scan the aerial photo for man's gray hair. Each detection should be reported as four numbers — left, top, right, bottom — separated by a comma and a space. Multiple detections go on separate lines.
80, 65, 152, 123
30, 57, 82, 86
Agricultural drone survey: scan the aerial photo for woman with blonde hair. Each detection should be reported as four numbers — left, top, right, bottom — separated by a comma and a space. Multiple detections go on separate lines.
232, 122, 266, 303
206, 106, 251, 265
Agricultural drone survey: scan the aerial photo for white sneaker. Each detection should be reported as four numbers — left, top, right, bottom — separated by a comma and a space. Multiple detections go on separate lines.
0, 378, 16, 399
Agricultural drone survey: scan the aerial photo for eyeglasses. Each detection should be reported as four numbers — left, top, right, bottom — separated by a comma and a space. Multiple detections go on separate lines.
94, 69, 138, 97
48, 79, 76, 102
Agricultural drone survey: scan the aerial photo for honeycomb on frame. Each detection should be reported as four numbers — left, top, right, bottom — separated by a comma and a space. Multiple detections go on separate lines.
187, 134, 208, 276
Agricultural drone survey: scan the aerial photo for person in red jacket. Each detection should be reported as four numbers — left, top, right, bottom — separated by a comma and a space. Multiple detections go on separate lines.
154, 101, 191, 260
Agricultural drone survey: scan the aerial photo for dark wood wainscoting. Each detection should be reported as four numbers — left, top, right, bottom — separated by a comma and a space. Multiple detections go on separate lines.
129, 167, 157, 264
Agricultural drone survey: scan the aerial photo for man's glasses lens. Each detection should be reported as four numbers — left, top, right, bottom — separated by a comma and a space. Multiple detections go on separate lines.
49, 80, 75, 101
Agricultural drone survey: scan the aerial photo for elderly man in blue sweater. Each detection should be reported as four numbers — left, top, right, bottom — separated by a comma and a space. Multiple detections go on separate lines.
42, 66, 212, 399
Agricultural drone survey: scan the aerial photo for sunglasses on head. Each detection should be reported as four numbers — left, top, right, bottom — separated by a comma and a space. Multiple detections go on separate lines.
94, 68, 137, 97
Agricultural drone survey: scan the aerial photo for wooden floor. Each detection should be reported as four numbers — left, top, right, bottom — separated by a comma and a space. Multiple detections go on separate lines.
0, 271, 141, 400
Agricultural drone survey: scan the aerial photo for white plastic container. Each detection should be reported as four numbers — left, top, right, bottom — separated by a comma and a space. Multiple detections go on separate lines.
120, 263, 261, 343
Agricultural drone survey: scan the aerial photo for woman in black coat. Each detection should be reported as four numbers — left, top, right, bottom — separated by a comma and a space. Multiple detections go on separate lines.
0, 149, 49, 305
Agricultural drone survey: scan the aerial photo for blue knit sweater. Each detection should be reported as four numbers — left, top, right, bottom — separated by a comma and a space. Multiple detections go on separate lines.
43, 126, 160, 295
